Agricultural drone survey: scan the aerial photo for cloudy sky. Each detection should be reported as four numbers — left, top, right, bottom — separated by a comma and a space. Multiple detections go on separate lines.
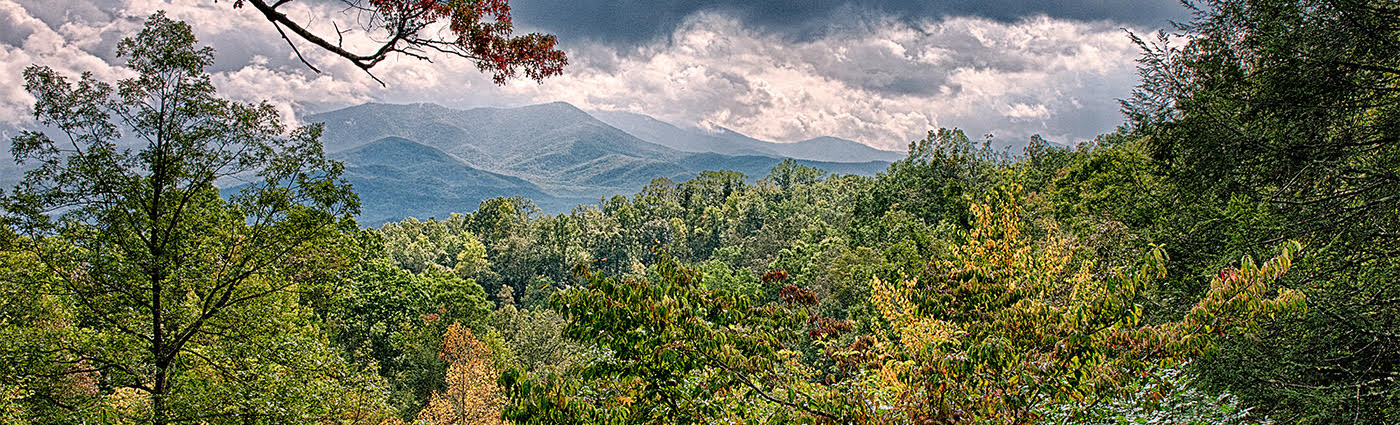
0, 0, 1186, 150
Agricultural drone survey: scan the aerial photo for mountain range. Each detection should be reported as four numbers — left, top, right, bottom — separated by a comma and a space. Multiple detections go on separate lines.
309, 102, 903, 224
589, 110, 907, 163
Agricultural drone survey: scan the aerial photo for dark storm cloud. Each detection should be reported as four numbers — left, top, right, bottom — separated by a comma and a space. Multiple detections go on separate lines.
511, 0, 1187, 46
14, 0, 124, 26
9, 0, 131, 61
1, 0, 1155, 151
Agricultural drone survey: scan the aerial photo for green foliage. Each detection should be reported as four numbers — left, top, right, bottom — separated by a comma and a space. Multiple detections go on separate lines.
858, 188, 1302, 424
496, 182, 1304, 424
489, 289, 587, 377
697, 259, 762, 299
323, 255, 492, 419
379, 215, 490, 278
857, 128, 1007, 228
1045, 365, 1269, 425
502, 257, 830, 424
0, 12, 386, 424
1045, 136, 1164, 236
3, 2, 1386, 423
1126, 0, 1400, 420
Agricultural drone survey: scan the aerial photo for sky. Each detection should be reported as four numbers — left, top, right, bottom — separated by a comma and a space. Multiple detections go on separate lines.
0, 0, 1188, 151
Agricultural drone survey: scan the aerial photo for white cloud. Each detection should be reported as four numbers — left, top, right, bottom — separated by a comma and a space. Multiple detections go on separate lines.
510, 13, 1146, 149
0, 1, 1147, 150
0, 0, 133, 122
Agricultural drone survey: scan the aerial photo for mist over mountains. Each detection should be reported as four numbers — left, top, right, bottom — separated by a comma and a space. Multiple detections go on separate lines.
588, 110, 908, 162
309, 102, 903, 224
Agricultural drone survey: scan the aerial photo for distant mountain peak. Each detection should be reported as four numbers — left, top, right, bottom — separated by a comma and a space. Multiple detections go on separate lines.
337, 102, 448, 113
793, 135, 898, 151
512, 101, 590, 117
339, 136, 462, 166
592, 113, 906, 163
797, 136, 849, 143
533, 100, 580, 109
308, 101, 894, 222
359, 135, 427, 147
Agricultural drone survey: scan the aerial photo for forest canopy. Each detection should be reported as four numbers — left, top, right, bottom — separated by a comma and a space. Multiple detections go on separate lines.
3, 0, 1397, 423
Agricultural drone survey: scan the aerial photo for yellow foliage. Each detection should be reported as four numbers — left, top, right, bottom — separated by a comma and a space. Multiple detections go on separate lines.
863, 186, 1304, 423
871, 276, 963, 354
414, 323, 504, 425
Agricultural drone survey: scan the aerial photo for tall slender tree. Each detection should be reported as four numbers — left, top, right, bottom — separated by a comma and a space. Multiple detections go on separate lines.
2, 12, 361, 424
415, 323, 504, 425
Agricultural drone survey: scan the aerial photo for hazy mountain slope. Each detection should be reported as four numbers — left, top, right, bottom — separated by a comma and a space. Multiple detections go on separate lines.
780, 137, 907, 163
675, 153, 889, 181
705, 129, 907, 163
588, 110, 779, 157
311, 103, 467, 153
310, 102, 689, 190
308, 102, 892, 217
335, 137, 537, 189
330, 137, 566, 225
592, 109, 907, 163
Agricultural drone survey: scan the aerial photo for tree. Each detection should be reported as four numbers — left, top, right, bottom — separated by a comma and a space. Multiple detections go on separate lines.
502, 257, 838, 424
378, 215, 489, 278
1, 12, 362, 424
489, 287, 585, 378
859, 187, 1303, 424
230, 0, 567, 84
502, 186, 1305, 424
322, 245, 493, 419
415, 323, 504, 425
856, 129, 1006, 229
1126, 0, 1400, 420
1043, 134, 1165, 242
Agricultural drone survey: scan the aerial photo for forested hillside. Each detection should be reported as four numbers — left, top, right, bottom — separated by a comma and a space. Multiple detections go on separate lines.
311, 102, 892, 222
589, 109, 908, 162
2, 0, 1397, 424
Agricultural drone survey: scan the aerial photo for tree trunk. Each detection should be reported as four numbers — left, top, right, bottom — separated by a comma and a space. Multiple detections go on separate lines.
152, 361, 168, 425
151, 272, 167, 425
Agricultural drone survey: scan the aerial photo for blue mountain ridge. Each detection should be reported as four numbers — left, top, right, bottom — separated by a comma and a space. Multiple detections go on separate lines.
306, 102, 897, 224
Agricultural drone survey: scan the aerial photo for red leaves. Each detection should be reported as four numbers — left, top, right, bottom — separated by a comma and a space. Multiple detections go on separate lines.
771, 271, 818, 308
807, 317, 852, 340
405, 0, 566, 84
231, 0, 566, 83
779, 285, 817, 306
1217, 267, 1236, 283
